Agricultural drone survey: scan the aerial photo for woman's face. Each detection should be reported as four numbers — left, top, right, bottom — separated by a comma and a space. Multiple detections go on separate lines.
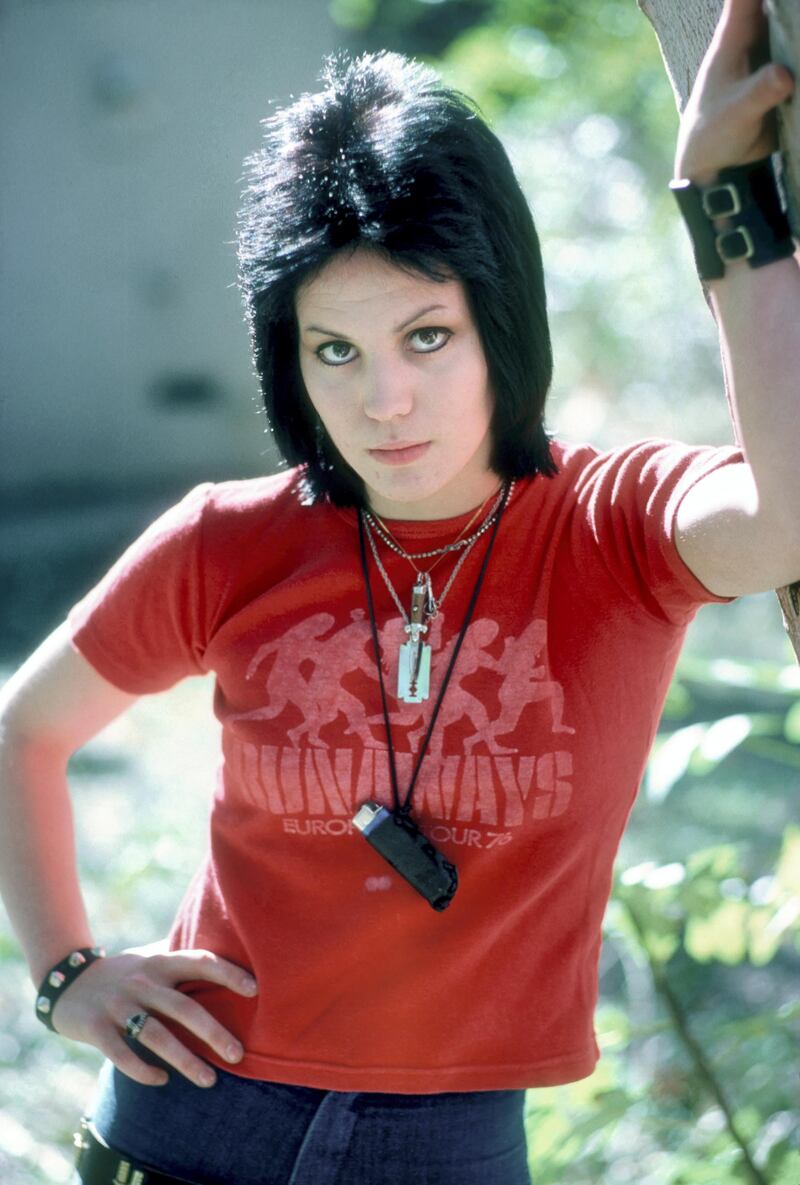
296, 249, 498, 520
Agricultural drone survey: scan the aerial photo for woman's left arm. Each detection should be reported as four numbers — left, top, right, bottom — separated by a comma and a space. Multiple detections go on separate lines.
670, 0, 800, 597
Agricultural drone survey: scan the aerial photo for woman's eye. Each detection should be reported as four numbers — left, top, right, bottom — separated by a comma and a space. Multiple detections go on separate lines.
409, 327, 451, 353
316, 341, 356, 366
314, 329, 450, 365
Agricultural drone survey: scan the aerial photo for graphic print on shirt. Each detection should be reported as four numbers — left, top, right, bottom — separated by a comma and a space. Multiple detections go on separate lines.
227, 610, 575, 847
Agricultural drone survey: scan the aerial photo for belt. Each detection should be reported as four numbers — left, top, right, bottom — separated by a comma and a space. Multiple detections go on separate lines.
74, 1117, 203, 1185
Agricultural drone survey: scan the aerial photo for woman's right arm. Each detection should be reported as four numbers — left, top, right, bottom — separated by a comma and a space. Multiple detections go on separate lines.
0, 623, 256, 1087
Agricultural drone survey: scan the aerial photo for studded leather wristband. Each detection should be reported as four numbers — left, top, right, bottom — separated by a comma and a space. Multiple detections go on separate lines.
670, 156, 795, 281
35, 946, 106, 1031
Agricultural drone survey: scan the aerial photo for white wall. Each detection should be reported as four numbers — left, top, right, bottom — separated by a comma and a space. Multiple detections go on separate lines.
1, 0, 341, 495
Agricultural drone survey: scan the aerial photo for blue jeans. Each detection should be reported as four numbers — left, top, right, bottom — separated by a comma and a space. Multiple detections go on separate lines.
80, 1058, 532, 1185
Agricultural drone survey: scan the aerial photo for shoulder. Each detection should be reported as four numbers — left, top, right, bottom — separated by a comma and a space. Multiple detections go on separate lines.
128, 469, 308, 557
201, 467, 304, 517
191, 467, 314, 536
192, 467, 345, 560
546, 437, 740, 502
548, 435, 709, 475
539, 437, 743, 620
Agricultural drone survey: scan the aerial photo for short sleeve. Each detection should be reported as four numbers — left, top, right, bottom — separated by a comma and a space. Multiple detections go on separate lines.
571, 439, 744, 625
67, 483, 216, 694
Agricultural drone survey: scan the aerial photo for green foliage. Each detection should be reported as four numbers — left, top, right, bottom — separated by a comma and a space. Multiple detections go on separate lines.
329, 0, 378, 31
330, 0, 676, 165
649, 656, 800, 800
596, 655, 800, 1180
613, 831, 800, 970
607, 848, 798, 1183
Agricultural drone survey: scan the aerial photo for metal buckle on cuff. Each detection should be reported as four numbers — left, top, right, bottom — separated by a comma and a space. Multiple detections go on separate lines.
716, 225, 755, 264
702, 181, 743, 219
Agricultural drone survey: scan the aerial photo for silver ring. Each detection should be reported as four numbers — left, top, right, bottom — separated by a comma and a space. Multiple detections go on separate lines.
124, 1011, 149, 1041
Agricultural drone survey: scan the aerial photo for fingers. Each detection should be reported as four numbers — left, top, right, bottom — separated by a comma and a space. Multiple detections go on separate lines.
699, 0, 768, 87
141, 983, 246, 1067
715, 0, 795, 97
97, 951, 255, 1086
97, 1027, 170, 1088
732, 61, 795, 132
149, 948, 259, 998
50, 948, 258, 1088
92, 993, 243, 1089
123, 1015, 219, 1089
91, 990, 243, 1089
752, 62, 795, 107
719, 0, 769, 54
677, 3, 794, 180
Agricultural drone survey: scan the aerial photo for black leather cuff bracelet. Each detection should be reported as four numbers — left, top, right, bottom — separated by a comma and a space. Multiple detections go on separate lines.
670, 156, 795, 281
35, 945, 106, 1031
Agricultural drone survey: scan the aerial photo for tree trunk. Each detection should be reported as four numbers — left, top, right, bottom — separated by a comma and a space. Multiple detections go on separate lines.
639, 0, 800, 663
768, 0, 800, 226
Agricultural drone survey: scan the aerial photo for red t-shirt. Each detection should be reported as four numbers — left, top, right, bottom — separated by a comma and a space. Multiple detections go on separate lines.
67, 438, 740, 1092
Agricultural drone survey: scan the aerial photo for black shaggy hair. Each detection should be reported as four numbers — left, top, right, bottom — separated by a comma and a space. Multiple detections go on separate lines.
237, 51, 557, 507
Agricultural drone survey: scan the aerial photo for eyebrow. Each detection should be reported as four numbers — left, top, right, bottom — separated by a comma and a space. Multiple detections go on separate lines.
304, 303, 449, 338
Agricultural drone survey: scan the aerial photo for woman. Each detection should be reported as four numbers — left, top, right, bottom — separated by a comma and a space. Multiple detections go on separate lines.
1, 1, 797, 1182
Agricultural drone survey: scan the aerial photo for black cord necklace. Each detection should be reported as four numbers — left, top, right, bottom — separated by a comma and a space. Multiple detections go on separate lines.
352, 483, 511, 909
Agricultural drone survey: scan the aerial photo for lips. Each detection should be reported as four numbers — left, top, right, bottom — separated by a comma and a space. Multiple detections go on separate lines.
368, 441, 431, 465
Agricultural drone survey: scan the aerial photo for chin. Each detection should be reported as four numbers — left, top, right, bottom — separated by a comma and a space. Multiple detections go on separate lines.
367, 474, 445, 505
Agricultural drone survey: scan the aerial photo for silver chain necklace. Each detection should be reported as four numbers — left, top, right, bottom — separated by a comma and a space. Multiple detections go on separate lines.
359, 482, 513, 703
362, 484, 512, 562
362, 515, 480, 622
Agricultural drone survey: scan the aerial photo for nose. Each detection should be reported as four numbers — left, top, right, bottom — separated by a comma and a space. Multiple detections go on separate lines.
361, 359, 414, 422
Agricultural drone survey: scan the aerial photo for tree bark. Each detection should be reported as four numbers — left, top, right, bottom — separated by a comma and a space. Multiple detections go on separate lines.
639, 0, 800, 664
768, 0, 800, 226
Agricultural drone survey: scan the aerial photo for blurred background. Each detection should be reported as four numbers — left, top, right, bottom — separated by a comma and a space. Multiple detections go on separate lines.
1, 2, 797, 1183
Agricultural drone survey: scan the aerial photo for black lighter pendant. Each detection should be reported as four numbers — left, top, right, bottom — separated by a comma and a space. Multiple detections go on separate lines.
397, 573, 432, 703
353, 801, 458, 911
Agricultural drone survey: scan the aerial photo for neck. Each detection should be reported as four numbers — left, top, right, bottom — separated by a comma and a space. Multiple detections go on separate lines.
365, 471, 503, 523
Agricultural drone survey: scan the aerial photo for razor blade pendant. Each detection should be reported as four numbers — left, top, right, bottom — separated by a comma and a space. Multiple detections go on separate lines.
398, 635, 431, 702
397, 574, 433, 703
